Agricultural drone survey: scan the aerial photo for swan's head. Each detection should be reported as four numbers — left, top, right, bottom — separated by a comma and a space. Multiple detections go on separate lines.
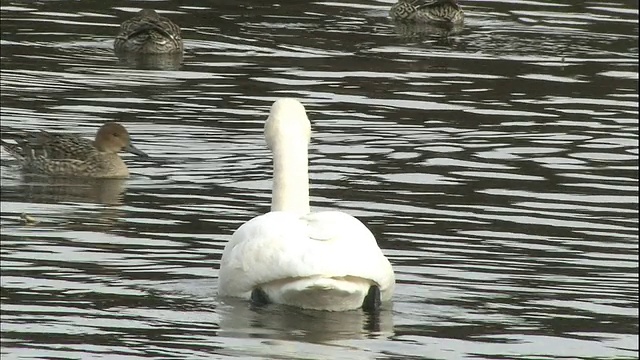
265, 98, 311, 151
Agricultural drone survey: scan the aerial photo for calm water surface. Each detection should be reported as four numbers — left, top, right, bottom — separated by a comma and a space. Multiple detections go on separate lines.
1, 0, 638, 359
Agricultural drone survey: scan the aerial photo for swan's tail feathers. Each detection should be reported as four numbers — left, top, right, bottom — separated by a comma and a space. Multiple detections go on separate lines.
261, 276, 374, 311
362, 285, 381, 313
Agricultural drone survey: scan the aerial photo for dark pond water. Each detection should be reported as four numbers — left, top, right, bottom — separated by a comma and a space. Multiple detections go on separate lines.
1, 0, 638, 359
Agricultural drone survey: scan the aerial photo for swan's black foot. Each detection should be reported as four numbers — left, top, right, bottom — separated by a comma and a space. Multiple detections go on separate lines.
362, 285, 381, 312
250, 287, 270, 307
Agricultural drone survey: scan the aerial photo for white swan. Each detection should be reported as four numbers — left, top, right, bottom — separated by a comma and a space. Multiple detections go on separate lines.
218, 98, 395, 311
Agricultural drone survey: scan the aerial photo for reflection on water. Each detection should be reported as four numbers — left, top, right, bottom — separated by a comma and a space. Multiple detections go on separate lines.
392, 21, 465, 40
216, 302, 394, 360
219, 298, 394, 343
0, 0, 638, 359
116, 51, 184, 70
16, 175, 127, 205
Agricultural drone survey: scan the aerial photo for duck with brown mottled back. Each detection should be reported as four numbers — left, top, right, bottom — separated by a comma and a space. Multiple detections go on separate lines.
1, 122, 148, 178
390, 0, 464, 25
114, 9, 182, 54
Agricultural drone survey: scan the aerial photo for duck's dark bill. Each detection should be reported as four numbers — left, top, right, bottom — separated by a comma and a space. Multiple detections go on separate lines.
125, 143, 149, 157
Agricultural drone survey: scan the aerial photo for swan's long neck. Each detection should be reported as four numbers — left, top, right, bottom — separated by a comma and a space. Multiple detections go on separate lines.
271, 142, 310, 215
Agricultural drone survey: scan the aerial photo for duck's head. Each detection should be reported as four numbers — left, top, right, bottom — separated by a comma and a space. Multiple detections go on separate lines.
264, 98, 311, 151
94, 122, 148, 157
137, 9, 161, 19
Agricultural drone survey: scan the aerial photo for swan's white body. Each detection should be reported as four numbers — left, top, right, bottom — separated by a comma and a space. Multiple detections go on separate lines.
219, 98, 395, 311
